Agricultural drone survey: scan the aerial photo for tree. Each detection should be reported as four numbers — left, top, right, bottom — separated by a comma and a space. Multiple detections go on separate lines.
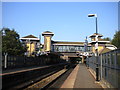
111, 30, 120, 48
103, 37, 111, 41
1, 28, 27, 56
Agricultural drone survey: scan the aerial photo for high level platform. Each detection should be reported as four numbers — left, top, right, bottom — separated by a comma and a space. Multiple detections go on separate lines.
61, 64, 103, 89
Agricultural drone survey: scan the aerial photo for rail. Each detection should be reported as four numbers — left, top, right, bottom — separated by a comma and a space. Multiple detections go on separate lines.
2, 63, 70, 89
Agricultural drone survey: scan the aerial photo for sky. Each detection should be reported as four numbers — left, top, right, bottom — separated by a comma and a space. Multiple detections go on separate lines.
2, 2, 118, 43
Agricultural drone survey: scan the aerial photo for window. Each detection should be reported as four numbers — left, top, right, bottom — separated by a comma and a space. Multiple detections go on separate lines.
53, 45, 91, 52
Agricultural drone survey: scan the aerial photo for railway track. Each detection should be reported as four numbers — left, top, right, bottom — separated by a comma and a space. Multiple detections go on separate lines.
2, 63, 76, 90
24, 69, 67, 89
23, 64, 76, 89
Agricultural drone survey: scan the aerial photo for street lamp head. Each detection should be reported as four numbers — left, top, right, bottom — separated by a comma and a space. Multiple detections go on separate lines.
88, 14, 97, 17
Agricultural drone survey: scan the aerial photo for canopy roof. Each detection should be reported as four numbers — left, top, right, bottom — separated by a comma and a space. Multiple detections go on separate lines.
20, 35, 40, 41
22, 35, 38, 38
89, 33, 103, 38
42, 31, 54, 36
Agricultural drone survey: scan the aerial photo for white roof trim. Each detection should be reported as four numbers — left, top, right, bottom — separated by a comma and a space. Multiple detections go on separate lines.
20, 38, 40, 40
106, 44, 117, 49
42, 33, 54, 35
89, 34, 103, 37
52, 44, 91, 46
106, 47, 116, 50
90, 41, 110, 43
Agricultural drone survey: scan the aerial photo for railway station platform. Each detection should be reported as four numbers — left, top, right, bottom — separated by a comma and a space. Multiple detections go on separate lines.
2, 65, 50, 76
2, 63, 65, 76
61, 64, 103, 89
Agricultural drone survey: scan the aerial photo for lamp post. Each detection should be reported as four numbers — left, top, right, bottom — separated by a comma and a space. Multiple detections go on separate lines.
84, 36, 88, 66
88, 14, 99, 81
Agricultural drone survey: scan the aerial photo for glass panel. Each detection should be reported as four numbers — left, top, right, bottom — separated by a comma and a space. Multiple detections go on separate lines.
111, 53, 114, 65
108, 53, 110, 65
105, 54, 106, 64
102, 54, 104, 65
117, 51, 120, 68
53, 45, 91, 52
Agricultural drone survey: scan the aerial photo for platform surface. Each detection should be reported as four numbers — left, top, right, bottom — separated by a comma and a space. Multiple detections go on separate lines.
61, 64, 103, 89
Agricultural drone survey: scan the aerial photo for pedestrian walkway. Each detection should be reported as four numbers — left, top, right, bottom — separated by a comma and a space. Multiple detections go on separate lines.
61, 64, 103, 89
74, 64, 102, 88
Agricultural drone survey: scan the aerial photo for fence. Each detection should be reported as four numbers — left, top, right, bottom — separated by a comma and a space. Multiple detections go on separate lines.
2, 53, 66, 69
86, 49, 120, 88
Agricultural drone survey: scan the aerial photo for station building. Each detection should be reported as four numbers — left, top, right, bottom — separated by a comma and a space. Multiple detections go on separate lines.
51, 41, 91, 53
20, 35, 41, 56
42, 31, 116, 53
42, 31, 90, 63
21, 31, 117, 61
89, 33, 117, 54
42, 31, 117, 63
42, 31, 91, 53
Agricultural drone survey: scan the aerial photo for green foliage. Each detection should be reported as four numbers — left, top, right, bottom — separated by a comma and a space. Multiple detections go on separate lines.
1, 28, 27, 56
112, 30, 120, 48
103, 37, 111, 41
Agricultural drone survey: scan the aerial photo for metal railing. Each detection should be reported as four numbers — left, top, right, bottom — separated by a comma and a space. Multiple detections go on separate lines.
2, 54, 67, 69
86, 49, 120, 88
